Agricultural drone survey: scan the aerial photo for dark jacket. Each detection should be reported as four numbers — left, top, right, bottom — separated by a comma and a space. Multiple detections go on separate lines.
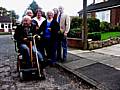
38, 19, 60, 42
14, 24, 37, 45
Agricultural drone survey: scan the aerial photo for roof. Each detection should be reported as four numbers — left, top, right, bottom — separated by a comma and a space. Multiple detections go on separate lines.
0, 16, 11, 23
78, 0, 120, 14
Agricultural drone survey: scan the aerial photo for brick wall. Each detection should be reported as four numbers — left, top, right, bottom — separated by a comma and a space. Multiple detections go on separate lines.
110, 7, 120, 25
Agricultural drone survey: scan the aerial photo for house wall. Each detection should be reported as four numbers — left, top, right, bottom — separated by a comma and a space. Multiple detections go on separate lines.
111, 7, 120, 25
0, 23, 12, 32
91, 0, 120, 25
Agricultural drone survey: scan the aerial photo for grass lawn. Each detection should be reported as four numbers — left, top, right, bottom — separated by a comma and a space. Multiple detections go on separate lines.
0, 32, 11, 35
101, 32, 120, 40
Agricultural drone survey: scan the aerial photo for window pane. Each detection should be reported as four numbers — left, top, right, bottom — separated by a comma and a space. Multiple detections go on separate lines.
8, 24, 11, 28
1, 24, 4, 28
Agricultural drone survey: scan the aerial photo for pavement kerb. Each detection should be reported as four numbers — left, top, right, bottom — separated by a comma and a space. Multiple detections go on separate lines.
56, 60, 110, 90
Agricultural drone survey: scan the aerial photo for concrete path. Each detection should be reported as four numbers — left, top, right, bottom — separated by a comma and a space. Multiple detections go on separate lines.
57, 44, 120, 90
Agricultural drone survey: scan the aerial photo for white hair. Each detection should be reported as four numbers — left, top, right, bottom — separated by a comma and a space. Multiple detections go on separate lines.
22, 15, 32, 21
46, 10, 54, 15
25, 9, 33, 15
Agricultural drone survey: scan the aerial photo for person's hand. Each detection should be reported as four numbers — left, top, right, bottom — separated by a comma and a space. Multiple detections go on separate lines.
48, 28, 51, 31
64, 32, 67, 37
23, 38, 27, 41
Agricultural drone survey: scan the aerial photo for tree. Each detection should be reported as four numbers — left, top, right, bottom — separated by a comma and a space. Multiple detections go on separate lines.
0, 7, 19, 25
0, 7, 7, 16
7, 10, 19, 25
23, 0, 41, 17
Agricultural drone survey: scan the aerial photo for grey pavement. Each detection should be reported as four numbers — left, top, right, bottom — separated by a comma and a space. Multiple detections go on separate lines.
57, 44, 120, 90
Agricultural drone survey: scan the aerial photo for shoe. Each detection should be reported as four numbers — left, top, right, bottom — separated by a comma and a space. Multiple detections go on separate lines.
57, 58, 62, 62
61, 58, 67, 63
49, 62, 56, 67
40, 74, 46, 80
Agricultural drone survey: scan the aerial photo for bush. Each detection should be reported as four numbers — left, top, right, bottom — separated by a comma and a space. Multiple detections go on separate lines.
70, 16, 82, 29
68, 28, 81, 38
87, 18, 100, 32
112, 25, 120, 32
88, 32, 101, 41
100, 21, 110, 32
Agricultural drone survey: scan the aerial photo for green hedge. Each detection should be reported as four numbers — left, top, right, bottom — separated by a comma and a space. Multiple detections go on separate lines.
88, 32, 101, 41
68, 28, 81, 38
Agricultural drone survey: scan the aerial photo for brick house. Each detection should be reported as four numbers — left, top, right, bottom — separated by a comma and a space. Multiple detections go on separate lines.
0, 16, 12, 32
78, 0, 120, 25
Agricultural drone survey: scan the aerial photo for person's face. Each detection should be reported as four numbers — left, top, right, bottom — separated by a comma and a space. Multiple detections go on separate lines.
58, 7, 64, 14
53, 8, 58, 14
37, 11, 42, 18
27, 12, 33, 17
22, 18, 31, 26
47, 12, 54, 19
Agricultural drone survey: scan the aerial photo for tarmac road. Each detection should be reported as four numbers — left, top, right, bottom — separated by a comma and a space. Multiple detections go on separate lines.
0, 35, 96, 90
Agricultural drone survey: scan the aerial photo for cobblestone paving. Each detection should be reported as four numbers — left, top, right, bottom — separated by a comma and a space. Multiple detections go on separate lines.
0, 35, 96, 90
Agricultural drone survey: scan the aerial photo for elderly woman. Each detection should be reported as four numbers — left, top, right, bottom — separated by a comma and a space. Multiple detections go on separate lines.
38, 10, 60, 65
33, 9, 45, 27
25, 9, 39, 27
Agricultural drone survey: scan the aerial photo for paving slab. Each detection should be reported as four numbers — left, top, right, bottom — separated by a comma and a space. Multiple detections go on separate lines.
75, 63, 120, 90
100, 57, 120, 68
66, 53, 82, 63
68, 50, 90, 54
63, 58, 96, 70
74, 52, 113, 62
93, 44, 120, 57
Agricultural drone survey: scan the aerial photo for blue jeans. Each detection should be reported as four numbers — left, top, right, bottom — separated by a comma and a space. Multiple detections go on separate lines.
19, 44, 43, 67
62, 37, 67, 60
57, 36, 67, 61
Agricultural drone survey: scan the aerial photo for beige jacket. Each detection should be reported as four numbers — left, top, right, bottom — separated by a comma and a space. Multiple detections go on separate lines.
58, 13, 70, 34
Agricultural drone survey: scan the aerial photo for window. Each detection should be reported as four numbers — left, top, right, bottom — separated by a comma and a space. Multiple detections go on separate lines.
1, 24, 4, 28
8, 24, 11, 28
96, 10, 110, 23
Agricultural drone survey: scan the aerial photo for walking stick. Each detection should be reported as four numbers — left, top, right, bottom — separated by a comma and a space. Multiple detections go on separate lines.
33, 35, 41, 77
28, 33, 33, 67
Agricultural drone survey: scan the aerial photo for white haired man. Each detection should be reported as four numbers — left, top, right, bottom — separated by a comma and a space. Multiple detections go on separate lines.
14, 15, 46, 79
57, 6, 71, 62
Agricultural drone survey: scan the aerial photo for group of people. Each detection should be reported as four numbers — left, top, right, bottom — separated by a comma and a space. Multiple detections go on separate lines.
14, 6, 70, 79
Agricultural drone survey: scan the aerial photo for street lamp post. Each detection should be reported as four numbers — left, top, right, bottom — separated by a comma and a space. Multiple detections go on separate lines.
82, 0, 88, 50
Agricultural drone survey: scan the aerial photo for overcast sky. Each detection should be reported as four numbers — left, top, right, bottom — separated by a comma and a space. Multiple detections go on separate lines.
0, 0, 93, 20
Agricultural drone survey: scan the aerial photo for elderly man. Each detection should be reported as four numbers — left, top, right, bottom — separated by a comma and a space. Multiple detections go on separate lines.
53, 8, 59, 21
14, 15, 46, 79
38, 10, 60, 65
57, 6, 71, 62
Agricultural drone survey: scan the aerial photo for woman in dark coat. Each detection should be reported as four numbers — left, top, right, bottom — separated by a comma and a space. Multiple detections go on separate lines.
38, 10, 60, 65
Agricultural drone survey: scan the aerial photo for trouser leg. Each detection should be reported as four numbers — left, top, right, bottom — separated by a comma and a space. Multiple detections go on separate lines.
50, 41, 57, 64
19, 44, 31, 67
62, 37, 67, 61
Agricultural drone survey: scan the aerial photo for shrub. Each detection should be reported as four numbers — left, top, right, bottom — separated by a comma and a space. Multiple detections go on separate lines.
112, 25, 120, 32
87, 18, 100, 32
70, 16, 82, 29
88, 32, 101, 41
68, 28, 81, 38
100, 21, 110, 32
